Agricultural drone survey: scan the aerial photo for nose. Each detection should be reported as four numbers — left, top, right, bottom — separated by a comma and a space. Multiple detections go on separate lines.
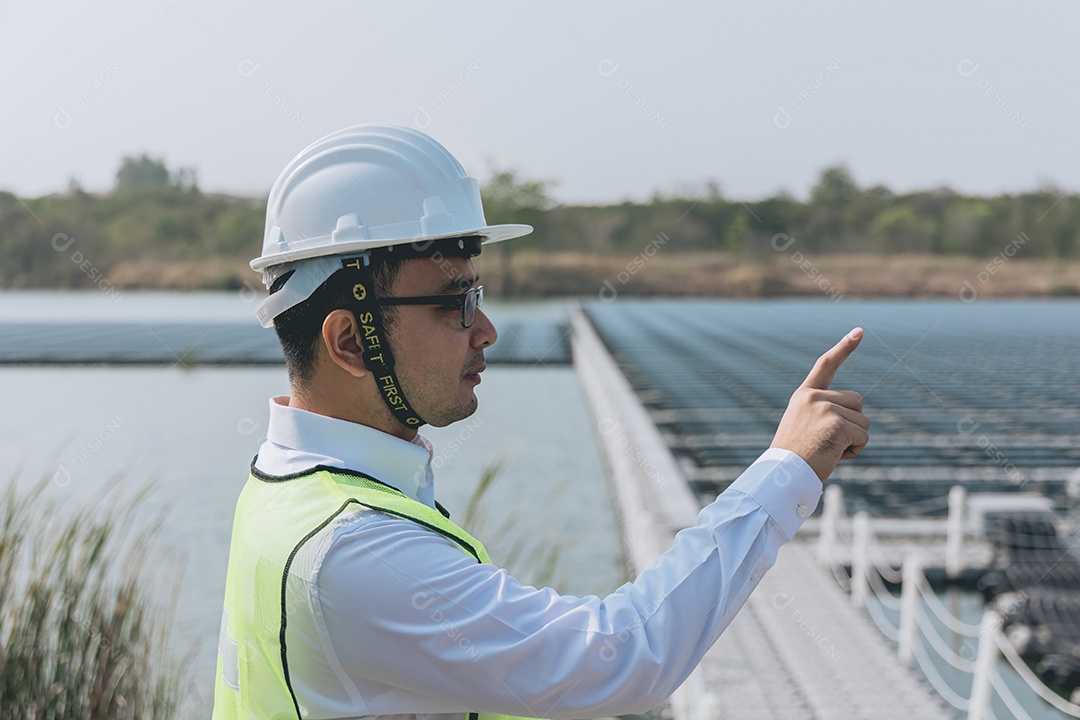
471, 308, 498, 348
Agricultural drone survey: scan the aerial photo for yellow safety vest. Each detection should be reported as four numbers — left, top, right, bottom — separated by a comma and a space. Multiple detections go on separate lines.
213, 465, 540, 720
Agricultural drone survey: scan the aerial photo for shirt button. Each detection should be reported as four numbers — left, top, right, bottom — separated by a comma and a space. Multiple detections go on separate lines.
796, 503, 809, 518
750, 571, 761, 583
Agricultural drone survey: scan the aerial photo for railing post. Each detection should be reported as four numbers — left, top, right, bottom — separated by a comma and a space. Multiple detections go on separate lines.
947, 485, 966, 580
817, 484, 843, 567
966, 611, 1001, 720
898, 553, 922, 667
851, 512, 870, 607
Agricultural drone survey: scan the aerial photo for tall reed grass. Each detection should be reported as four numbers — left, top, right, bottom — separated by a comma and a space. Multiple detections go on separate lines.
0, 476, 191, 718
463, 460, 586, 592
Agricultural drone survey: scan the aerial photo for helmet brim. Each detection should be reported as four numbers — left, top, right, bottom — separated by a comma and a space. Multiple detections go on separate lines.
250, 223, 533, 272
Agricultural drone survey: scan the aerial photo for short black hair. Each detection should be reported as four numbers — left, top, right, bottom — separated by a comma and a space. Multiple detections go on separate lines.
271, 257, 406, 389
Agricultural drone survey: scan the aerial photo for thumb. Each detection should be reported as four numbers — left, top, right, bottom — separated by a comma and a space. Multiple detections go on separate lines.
801, 327, 863, 390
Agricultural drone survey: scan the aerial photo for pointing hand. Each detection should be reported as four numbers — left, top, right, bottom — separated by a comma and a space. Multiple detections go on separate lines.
769, 328, 871, 482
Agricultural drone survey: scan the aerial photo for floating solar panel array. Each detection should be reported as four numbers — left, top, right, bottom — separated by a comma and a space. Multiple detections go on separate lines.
584, 299, 1080, 517
0, 320, 572, 366
980, 513, 1080, 695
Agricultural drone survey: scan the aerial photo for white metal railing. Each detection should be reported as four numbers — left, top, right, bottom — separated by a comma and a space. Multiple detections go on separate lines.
991, 616, 1080, 718
817, 485, 1080, 720
916, 574, 982, 635
817, 484, 853, 591
914, 638, 973, 711
913, 605, 975, 673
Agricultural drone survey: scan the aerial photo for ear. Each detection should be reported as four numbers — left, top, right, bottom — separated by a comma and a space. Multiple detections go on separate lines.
322, 309, 368, 378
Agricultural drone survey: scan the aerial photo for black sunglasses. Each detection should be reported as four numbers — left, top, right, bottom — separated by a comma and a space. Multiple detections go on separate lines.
376, 285, 484, 328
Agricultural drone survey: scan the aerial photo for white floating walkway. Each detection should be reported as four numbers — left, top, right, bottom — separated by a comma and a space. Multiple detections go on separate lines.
570, 303, 955, 720
814, 518, 994, 573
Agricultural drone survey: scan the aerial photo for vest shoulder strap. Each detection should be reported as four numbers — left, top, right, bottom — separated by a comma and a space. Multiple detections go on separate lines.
318, 468, 492, 565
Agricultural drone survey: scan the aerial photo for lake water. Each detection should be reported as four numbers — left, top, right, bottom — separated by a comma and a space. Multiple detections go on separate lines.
0, 292, 620, 707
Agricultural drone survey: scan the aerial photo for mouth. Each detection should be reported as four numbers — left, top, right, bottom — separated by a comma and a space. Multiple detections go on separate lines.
464, 362, 486, 384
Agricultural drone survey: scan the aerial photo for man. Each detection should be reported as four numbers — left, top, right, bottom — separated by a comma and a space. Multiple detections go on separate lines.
214, 124, 870, 719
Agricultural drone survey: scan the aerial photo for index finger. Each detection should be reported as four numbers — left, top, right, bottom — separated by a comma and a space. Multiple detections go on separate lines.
801, 327, 863, 390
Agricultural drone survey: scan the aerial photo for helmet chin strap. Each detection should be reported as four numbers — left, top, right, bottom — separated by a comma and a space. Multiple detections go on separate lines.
339, 253, 427, 430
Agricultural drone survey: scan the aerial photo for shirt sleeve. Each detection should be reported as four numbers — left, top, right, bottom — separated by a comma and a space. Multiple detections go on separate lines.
316, 448, 821, 718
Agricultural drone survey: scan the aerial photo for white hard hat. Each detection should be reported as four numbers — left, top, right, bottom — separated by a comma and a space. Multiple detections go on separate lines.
253, 124, 533, 327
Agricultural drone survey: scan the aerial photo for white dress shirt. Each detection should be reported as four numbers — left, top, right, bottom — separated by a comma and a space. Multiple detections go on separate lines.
253, 396, 822, 719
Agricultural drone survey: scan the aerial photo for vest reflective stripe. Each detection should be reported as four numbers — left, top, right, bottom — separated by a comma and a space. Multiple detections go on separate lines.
213, 467, 540, 720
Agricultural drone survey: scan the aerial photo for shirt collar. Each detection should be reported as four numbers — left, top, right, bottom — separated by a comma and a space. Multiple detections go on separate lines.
263, 396, 434, 506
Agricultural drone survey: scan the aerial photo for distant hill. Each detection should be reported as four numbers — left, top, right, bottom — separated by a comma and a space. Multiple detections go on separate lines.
2, 162, 1077, 297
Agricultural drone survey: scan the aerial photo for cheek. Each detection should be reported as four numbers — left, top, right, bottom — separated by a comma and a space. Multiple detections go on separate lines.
397, 313, 467, 369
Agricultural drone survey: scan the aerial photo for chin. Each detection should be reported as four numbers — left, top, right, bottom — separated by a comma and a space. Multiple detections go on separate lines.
426, 396, 479, 428
454, 395, 480, 422
458, 395, 479, 419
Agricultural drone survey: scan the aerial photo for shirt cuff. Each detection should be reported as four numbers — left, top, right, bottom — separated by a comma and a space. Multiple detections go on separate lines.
727, 448, 823, 540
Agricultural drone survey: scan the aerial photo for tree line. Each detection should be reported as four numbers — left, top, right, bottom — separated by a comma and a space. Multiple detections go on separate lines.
1, 155, 1076, 289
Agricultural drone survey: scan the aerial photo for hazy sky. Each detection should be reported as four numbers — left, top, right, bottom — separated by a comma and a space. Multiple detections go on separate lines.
4, 1, 1077, 204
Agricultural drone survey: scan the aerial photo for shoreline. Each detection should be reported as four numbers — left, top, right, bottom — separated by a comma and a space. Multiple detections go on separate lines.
482, 252, 1080, 300
4, 253, 1078, 300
